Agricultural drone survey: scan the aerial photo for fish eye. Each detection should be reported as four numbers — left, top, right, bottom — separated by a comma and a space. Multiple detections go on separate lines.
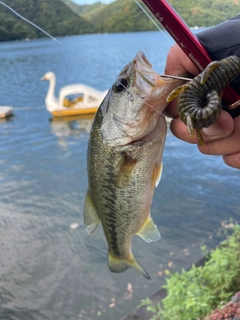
113, 78, 129, 93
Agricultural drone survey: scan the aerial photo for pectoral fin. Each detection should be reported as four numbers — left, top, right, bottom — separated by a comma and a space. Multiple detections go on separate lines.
84, 191, 100, 235
137, 216, 161, 243
115, 153, 137, 187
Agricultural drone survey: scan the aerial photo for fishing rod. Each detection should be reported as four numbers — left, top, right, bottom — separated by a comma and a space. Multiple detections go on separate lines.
140, 0, 240, 117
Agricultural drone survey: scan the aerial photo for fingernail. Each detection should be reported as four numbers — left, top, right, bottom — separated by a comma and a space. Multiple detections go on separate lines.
202, 122, 224, 137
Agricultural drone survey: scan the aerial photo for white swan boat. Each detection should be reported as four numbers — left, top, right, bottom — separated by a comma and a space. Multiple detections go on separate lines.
41, 72, 107, 117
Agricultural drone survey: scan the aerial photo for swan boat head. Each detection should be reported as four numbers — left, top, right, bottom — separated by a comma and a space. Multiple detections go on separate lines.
41, 72, 59, 111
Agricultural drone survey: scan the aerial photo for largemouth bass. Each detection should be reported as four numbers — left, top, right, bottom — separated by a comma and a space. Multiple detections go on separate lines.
84, 51, 181, 279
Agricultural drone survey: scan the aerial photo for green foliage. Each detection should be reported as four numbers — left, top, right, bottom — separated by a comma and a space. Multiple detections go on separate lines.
1, 0, 240, 41
61, 0, 84, 15
140, 223, 240, 320
78, 2, 107, 21
62, 0, 106, 21
0, 0, 95, 41
169, 0, 240, 27
88, 0, 157, 33
79, 0, 240, 32
139, 298, 163, 320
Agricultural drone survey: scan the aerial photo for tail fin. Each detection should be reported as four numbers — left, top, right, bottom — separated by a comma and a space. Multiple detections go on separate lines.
108, 252, 151, 280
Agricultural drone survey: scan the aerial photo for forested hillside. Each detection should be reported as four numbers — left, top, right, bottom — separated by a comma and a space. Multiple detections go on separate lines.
0, 0, 239, 41
169, 0, 240, 27
89, 0, 157, 32
62, 0, 106, 20
84, 0, 240, 32
0, 0, 94, 41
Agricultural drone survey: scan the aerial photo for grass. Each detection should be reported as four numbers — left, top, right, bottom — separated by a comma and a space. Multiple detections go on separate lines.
139, 221, 240, 320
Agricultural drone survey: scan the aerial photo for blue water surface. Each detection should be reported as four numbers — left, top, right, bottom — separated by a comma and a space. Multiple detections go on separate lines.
0, 30, 239, 320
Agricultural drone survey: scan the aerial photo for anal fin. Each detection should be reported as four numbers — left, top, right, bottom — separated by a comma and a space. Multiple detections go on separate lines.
137, 216, 160, 243
83, 191, 100, 235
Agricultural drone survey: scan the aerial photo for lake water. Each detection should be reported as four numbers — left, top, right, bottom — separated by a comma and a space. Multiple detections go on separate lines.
0, 31, 239, 320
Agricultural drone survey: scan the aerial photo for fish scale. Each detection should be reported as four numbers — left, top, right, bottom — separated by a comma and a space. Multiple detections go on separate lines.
85, 106, 164, 279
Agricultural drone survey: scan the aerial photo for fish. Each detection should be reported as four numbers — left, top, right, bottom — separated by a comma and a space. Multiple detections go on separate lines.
84, 51, 182, 279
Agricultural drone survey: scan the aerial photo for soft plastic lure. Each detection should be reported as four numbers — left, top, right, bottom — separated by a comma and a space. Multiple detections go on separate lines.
167, 55, 240, 144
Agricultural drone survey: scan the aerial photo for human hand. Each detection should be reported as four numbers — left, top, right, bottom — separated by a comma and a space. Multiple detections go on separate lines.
164, 44, 240, 170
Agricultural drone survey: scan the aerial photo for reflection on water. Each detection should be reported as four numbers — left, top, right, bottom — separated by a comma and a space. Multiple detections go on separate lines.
0, 112, 14, 123
50, 114, 94, 148
0, 32, 239, 320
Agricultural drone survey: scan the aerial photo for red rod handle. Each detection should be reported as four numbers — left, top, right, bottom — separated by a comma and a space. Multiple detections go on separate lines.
141, 0, 240, 107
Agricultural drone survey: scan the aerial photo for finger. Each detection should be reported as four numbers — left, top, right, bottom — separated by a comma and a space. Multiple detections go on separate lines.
164, 44, 199, 76
170, 110, 234, 144
164, 99, 179, 118
170, 117, 196, 143
164, 45, 199, 118
201, 111, 234, 142
223, 152, 240, 169
199, 115, 240, 155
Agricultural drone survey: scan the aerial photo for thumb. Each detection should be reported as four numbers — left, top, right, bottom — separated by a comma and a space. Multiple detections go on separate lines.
201, 110, 234, 142
170, 110, 234, 144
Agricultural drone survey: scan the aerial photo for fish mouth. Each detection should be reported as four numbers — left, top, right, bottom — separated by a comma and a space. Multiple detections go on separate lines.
134, 51, 173, 97
135, 51, 152, 68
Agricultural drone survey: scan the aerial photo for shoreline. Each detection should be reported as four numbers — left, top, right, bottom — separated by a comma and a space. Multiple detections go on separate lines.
119, 255, 209, 320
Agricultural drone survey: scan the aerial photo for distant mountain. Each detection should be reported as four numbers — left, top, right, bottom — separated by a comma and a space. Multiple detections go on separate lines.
169, 0, 240, 27
85, 0, 157, 33
0, 0, 95, 42
61, 0, 83, 15
63, 0, 107, 20
0, 0, 239, 42
77, 0, 240, 32
62, 0, 240, 33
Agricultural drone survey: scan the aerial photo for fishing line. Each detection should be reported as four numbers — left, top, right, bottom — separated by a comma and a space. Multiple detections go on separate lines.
0, 1, 184, 116
134, 0, 174, 46
0, 1, 110, 74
